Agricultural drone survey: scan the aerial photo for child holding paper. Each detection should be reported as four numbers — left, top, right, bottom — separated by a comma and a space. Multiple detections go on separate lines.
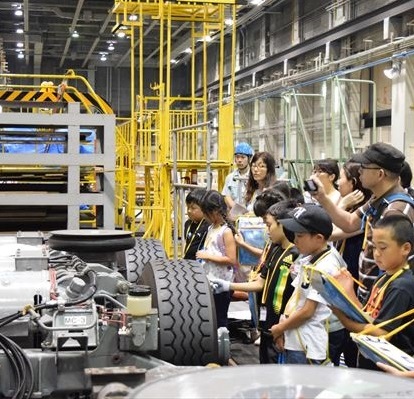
333, 214, 414, 370
271, 204, 347, 365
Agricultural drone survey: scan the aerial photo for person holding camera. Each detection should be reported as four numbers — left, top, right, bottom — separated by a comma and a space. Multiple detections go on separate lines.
304, 159, 341, 205
311, 143, 414, 304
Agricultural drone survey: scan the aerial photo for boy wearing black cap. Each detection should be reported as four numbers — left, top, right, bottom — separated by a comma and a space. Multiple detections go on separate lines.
270, 204, 347, 365
313, 143, 414, 303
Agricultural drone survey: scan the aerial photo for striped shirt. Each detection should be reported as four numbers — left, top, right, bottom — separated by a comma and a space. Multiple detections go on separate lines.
355, 188, 414, 303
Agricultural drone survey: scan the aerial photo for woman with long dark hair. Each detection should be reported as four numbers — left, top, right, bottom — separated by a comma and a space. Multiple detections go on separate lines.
245, 151, 277, 211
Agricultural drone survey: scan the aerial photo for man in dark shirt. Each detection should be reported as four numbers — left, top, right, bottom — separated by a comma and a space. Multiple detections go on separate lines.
313, 143, 414, 303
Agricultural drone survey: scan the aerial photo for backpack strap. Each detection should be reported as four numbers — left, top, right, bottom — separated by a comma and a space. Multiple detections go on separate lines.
362, 192, 414, 229
382, 193, 414, 207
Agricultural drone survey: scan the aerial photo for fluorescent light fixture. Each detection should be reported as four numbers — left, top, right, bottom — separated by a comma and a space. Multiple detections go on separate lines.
197, 35, 212, 43
72, 30, 79, 38
250, 0, 265, 5
17, 52, 24, 59
383, 61, 402, 79
16, 28, 23, 34
129, 14, 138, 21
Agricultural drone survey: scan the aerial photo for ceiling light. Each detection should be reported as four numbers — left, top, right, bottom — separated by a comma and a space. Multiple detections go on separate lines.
108, 43, 115, 51
183, 47, 192, 54
14, 8, 23, 17
250, 0, 265, 5
117, 31, 126, 39
129, 14, 138, 21
170, 59, 178, 64
384, 61, 402, 79
224, 18, 233, 26
100, 52, 108, 61
17, 52, 24, 59
16, 42, 24, 48
16, 28, 23, 34
72, 30, 79, 38
197, 35, 212, 43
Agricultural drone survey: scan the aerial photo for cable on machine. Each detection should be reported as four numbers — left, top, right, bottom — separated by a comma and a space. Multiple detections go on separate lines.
0, 332, 34, 399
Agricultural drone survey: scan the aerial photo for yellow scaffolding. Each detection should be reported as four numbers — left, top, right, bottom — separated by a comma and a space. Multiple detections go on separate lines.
112, 0, 237, 256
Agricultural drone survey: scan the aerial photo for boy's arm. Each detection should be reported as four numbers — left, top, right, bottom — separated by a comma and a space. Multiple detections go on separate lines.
332, 308, 388, 336
270, 298, 318, 338
230, 277, 265, 293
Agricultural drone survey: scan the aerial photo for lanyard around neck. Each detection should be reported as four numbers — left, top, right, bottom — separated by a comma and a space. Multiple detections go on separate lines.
184, 219, 205, 255
364, 265, 409, 314
262, 244, 294, 304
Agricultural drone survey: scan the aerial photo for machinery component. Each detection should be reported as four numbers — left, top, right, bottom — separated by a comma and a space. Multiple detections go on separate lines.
139, 259, 223, 366
48, 229, 136, 253
125, 238, 167, 283
129, 364, 414, 398
0, 231, 224, 398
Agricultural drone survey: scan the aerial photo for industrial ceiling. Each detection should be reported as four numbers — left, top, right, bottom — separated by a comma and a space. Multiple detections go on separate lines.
0, 0, 285, 75
0, 0, 190, 73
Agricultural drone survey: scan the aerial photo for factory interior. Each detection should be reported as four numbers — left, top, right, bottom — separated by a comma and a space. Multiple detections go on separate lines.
0, 0, 414, 398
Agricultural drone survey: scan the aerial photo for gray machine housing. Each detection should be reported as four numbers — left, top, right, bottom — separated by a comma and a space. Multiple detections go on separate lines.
0, 231, 227, 398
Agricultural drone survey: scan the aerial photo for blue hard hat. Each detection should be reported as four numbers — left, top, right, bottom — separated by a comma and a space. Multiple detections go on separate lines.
234, 142, 254, 157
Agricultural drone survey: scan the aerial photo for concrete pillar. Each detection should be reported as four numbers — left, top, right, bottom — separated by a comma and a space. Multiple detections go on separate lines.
390, 57, 414, 154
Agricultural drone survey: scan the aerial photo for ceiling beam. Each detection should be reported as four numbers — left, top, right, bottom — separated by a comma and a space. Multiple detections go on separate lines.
24, 0, 29, 66
59, 0, 84, 68
82, 9, 114, 68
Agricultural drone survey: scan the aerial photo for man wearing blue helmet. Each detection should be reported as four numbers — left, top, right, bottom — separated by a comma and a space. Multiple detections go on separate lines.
222, 142, 254, 209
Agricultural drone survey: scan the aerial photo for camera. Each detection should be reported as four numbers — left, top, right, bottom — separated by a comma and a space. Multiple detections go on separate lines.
303, 179, 318, 192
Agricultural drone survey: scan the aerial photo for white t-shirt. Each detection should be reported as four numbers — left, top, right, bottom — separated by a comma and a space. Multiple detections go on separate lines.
283, 248, 347, 360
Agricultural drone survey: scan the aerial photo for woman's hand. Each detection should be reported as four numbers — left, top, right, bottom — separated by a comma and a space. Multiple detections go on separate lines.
338, 189, 365, 210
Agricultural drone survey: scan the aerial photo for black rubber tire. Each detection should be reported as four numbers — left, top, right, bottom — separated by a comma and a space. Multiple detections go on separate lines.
139, 259, 218, 366
48, 235, 136, 253
126, 238, 167, 283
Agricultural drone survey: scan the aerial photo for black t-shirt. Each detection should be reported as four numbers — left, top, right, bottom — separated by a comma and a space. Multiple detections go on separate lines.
183, 219, 210, 260
260, 244, 299, 329
373, 269, 414, 356
359, 268, 414, 370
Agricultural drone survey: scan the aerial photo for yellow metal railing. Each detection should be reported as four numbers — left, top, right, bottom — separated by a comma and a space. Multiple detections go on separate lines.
112, 0, 237, 255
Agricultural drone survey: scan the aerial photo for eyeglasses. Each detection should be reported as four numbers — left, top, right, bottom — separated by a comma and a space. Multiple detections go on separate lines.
359, 164, 382, 170
251, 163, 267, 170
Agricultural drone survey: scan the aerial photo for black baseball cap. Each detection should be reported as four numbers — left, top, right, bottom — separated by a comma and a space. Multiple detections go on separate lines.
279, 204, 333, 239
350, 143, 405, 174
